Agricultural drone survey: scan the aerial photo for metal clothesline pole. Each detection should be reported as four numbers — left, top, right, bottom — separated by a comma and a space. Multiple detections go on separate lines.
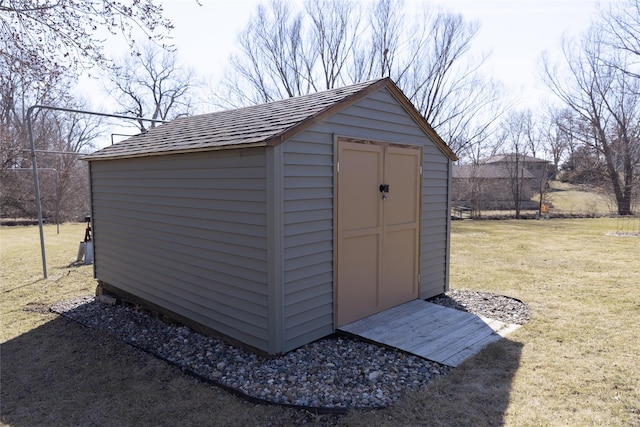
27, 104, 169, 279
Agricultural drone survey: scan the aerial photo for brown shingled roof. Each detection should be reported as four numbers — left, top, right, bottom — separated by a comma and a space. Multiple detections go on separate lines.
485, 154, 549, 164
84, 78, 456, 161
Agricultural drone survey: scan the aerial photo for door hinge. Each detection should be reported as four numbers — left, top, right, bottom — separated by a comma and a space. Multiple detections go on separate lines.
417, 274, 421, 283
419, 165, 423, 175
336, 161, 339, 173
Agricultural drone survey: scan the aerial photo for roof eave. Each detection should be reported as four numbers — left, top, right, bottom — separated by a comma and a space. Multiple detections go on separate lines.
85, 78, 458, 162
83, 141, 268, 161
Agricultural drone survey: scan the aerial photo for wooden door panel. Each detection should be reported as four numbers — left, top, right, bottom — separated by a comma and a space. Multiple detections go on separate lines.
382, 228, 418, 307
337, 234, 380, 325
338, 143, 382, 232
382, 145, 421, 307
336, 140, 421, 327
384, 147, 421, 227
336, 141, 383, 326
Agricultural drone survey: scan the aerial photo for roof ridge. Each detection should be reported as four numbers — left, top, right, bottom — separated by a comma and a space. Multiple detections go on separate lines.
193, 78, 386, 118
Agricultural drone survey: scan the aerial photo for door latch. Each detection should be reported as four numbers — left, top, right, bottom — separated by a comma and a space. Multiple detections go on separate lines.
379, 184, 389, 200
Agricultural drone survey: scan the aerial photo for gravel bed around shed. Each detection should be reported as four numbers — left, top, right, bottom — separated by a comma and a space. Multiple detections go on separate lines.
50, 290, 529, 411
427, 289, 530, 325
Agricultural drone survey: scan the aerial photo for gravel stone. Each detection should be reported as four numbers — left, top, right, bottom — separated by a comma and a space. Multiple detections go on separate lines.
428, 289, 530, 325
50, 289, 529, 409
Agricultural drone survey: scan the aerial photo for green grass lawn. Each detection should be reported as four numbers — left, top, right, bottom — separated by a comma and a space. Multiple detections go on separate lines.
1, 220, 639, 426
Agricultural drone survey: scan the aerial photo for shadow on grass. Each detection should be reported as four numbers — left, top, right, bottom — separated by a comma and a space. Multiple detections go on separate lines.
343, 337, 524, 427
1, 313, 524, 426
398, 338, 524, 426
0, 316, 310, 426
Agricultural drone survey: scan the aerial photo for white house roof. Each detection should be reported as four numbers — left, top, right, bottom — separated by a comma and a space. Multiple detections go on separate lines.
84, 78, 457, 161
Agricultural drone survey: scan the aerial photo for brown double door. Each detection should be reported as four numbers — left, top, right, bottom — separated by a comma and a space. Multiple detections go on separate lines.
336, 139, 421, 327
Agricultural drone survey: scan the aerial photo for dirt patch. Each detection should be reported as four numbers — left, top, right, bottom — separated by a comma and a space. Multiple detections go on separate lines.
22, 302, 50, 314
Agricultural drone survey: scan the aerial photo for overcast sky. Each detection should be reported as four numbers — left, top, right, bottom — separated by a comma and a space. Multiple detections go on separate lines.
83, 0, 604, 147
159, 0, 601, 103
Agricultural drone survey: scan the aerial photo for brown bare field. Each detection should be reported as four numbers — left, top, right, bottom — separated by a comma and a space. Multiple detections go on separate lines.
545, 181, 615, 216
2, 219, 639, 426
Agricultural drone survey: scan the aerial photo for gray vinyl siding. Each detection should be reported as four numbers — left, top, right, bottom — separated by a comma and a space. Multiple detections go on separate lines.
90, 149, 271, 351
421, 145, 451, 298
281, 130, 335, 352
280, 88, 451, 351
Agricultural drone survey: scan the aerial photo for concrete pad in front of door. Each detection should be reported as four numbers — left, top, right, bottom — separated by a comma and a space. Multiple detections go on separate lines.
337, 299, 520, 367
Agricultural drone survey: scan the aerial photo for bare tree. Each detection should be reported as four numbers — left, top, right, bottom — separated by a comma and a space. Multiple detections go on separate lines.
1, 101, 99, 221
0, 0, 173, 76
224, 0, 314, 104
215, 0, 360, 106
542, 107, 574, 176
601, 0, 640, 83
402, 5, 507, 158
452, 163, 494, 219
543, 25, 640, 215
106, 43, 196, 132
0, 47, 100, 221
213, 0, 504, 156
304, 0, 361, 90
518, 109, 555, 214
1, 1, 176, 220
1, 54, 66, 170
47, 106, 100, 220
454, 132, 503, 218
349, 0, 404, 81
497, 111, 534, 219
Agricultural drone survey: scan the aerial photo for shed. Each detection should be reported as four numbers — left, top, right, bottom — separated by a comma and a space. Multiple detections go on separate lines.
84, 78, 458, 355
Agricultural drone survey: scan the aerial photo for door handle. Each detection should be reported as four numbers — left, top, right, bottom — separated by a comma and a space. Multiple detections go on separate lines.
379, 184, 389, 200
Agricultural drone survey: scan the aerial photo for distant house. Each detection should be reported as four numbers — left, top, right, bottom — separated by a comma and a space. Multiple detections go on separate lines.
485, 154, 551, 184
453, 154, 550, 211
84, 78, 457, 355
